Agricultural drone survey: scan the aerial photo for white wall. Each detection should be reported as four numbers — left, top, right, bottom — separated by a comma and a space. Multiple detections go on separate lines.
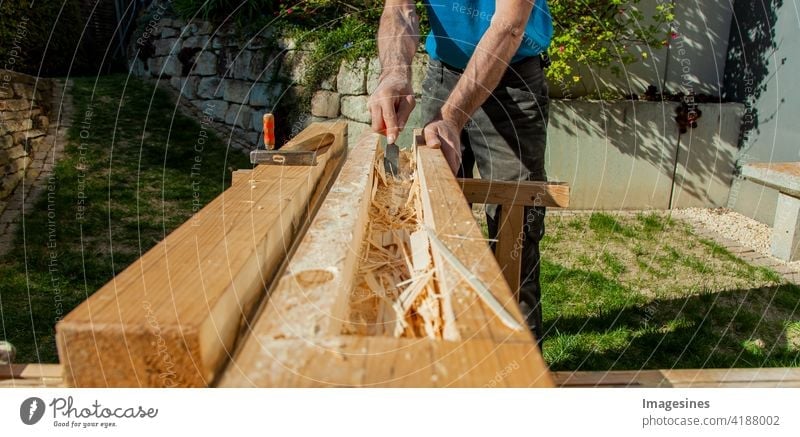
724, 0, 800, 224
545, 101, 742, 210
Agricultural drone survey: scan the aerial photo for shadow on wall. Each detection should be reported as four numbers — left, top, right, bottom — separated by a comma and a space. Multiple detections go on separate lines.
546, 100, 739, 209
723, 0, 783, 144
551, 1, 735, 100
549, 100, 676, 174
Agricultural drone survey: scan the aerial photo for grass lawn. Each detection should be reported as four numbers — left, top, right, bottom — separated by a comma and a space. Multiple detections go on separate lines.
0, 75, 250, 363
540, 212, 800, 371
2, 76, 798, 373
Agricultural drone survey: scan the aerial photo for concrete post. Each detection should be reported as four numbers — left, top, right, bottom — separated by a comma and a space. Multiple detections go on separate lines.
771, 192, 800, 261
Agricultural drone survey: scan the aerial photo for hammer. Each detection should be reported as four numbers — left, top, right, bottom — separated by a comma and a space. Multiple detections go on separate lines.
249, 113, 335, 166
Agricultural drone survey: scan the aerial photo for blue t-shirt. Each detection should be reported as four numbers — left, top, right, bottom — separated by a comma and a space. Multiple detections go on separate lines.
424, 0, 553, 69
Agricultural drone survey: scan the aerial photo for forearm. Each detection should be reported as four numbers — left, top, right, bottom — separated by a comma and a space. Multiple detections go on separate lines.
377, 1, 419, 80
441, 10, 532, 128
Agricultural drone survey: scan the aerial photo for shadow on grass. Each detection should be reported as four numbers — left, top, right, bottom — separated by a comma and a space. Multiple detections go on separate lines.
542, 260, 800, 371
0, 75, 250, 363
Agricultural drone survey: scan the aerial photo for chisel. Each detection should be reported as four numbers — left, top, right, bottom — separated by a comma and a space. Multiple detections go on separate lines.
384, 141, 400, 177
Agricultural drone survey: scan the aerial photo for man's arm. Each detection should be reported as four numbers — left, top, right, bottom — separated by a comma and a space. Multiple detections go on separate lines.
369, 0, 420, 144
425, 1, 536, 173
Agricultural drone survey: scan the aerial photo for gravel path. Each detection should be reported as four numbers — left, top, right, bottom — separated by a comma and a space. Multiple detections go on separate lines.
671, 208, 774, 254
671, 207, 800, 277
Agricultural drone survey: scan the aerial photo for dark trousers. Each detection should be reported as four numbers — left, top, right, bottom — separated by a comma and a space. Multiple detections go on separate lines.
419, 56, 549, 342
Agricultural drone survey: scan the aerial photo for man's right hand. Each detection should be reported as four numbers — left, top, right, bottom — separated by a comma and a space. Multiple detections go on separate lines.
368, 73, 415, 144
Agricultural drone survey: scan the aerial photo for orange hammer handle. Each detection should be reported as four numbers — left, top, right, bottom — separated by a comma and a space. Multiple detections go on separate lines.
263, 113, 275, 150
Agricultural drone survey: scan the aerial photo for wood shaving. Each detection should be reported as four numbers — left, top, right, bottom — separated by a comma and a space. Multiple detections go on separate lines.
341, 149, 456, 339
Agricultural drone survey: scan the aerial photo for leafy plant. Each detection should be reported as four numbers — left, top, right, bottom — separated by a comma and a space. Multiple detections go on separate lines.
0, 0, 91, 76
168, 0, 673, 95
292, 14, 377, 101
547, 0, 675, 83
172, 0, 281, 25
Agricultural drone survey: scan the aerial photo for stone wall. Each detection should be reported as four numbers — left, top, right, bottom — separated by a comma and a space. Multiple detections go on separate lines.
310, 54, 428, 148
0, 69, 52, 212
128, 15, 428, 151
129, 14, 745, 211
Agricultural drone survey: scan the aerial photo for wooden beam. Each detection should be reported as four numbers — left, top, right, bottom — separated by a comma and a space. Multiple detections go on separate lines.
457, 178, 570, 208
231, 169, 252, 186
7, 361, 800, 388
553, 368, 800, 388
0, 364, 64, 387
661, 368, 800, 388
454, 175, 570, 294
0, 363, 62, 380
414, 131, 533, 343
221, 337, 552, 387
219, 131, 550, 387
55, 121, 347, 387
219, 131, 379, 387
495, 204, 525, 297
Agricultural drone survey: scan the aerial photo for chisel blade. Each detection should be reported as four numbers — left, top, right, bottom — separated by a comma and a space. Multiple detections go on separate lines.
384, 142, 400, 177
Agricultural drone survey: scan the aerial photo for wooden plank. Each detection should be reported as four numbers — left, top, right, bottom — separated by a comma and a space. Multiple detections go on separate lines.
457, 178, 570, 298
361, 337, 437, 387
415, 131, 532, 344
495, 204, 525, 298
0, 363, 30, 380
742, 162, 800, 197
457, 178, 570, 208
0, 363, 63, 380
222, 336, 551, 387
55, 122, 347, 387
218, 132, 379, 387
231, 169, 252, 186
0, 364, 64, 387
493, 342, 555, 387
553, 368, 800, 388
292, 337, 370, 388
553, 370, 670, 387
0, 378, 64, 388
432, 339, 510, 387
662, 368, 800, 387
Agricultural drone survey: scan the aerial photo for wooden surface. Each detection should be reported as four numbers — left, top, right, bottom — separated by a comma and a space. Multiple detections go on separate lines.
414, 136, 533, 344
220, 131, 551, 387
495, 204, 525, 297
222, 337, 551, 387
219, 131, 379, 386
55, 121, 347, 387
0, 364, 63, 387
457, 178, 570, 208
6, 363, 800, 388
742, 162, 800, 198
553, 367, 800, 388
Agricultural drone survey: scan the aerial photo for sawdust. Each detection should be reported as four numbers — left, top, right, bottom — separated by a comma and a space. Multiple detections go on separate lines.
341, 150, 455, 339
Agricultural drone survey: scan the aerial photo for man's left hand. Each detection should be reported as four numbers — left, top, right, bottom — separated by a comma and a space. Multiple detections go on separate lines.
423, 119, 462, 175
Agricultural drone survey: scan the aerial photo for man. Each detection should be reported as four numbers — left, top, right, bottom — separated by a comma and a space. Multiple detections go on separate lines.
368, 0, 552, 343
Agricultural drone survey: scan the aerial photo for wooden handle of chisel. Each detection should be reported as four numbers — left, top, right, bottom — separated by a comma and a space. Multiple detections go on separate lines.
280, 132, 335, 152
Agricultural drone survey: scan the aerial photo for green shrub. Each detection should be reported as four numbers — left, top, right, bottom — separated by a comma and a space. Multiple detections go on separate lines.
169, 0, 673, 92
548, 0, 675, 84
0, 0, 97, 76
172, 0, 281, 26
